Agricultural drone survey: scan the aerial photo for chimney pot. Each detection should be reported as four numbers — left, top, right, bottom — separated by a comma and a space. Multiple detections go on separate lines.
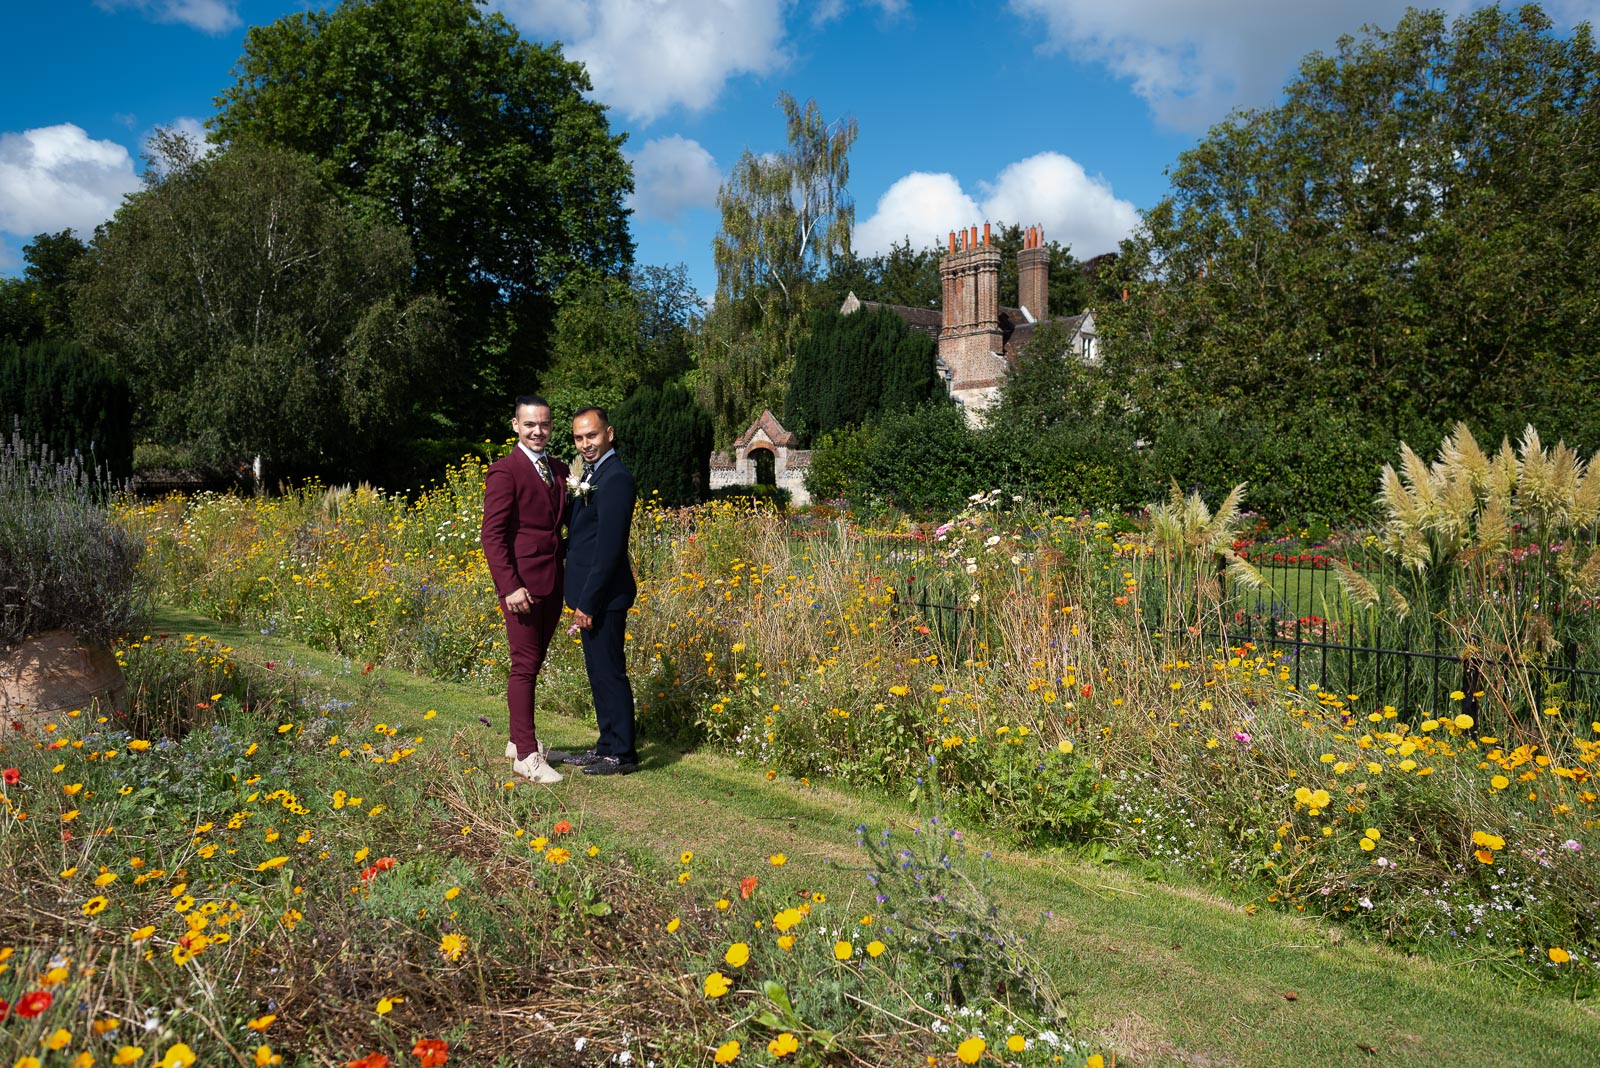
949, 231, 956, 254
983, 221, 991, 245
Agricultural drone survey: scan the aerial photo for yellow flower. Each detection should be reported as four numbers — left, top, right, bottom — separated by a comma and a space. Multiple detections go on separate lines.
46, 1028, 74, 1051
713, 1039, 740, 1063
1471, 831, 1505, 851
253, 1045, 282, 1067
113, 1050, 145, 1067
423, 709, 437, 719
866, 940, 885, 957
1549, 947, 1571, 964
833, 940, 853, 960
680, 850, 694, 864
715, 898, 731, 910
71, 1053, 96, 1068
1490, 774, 1509, 790
1363, 828, 1380, 842
767, 1033, 799, 1058
1086, 1057, 1106, 1068
724, 942, 750, 968
376, 995, 404, 1015
439, 933, 466, 961
131, 926, 155, 941
777, 935, 795, 951
444, 887, 461, 901
1359, 838, 1375, 851
956, 1037, 986, 1064
889, 685, 909, 697
587, 845, 599, 857
16, 1058, 43, 1068
1454, 713, 1474, 730
155, 1044, 196, 1068
246, 1015, 276, 1032
703, 971, 731, 998
255, 857, 288, 871
82, 895, 110, 916
128, 740, 151, 751
768, 853, 787, 866
1006, 1035, 1026, 1053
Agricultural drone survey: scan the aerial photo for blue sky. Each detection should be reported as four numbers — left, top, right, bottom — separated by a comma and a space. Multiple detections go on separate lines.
3, 1, 1597, 297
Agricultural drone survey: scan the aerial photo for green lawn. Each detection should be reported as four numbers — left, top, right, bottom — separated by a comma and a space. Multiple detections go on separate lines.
151, 607, 1600, 1067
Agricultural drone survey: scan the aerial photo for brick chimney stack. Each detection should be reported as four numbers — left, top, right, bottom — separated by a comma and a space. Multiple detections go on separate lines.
938, 222, 1004, 413
1017, 225, 1050, 322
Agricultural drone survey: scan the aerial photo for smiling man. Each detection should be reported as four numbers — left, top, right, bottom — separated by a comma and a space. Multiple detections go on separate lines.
480, 394, 568, 785
562, 406, 639, 776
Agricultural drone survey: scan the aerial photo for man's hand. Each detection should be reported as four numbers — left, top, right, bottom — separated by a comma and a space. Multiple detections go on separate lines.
504, 587, 533, 614
572, 608, 594, 630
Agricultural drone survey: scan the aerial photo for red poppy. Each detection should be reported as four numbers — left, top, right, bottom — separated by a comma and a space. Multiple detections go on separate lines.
739, 876, 759, 900
360, 857, 397, 881
1081, 685, 1093, 698
551, 820, 572, 836
2, 767, 18, 785
347, 1055, 389, 1068
411, 1038, 449, 1067
0, 996, 8, 1021
17, 989, 53, 1017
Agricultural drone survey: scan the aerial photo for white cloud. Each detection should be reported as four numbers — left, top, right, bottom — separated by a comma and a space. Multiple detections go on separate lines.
855, 153, 1137, 259
494, 0, 789, 123
0, 124, 141, 241
97, 0, 241, 34
1007, 0, 1577, 131
628, 135, 722, 222
854, 172, 979, 256
813, 0, 907, 26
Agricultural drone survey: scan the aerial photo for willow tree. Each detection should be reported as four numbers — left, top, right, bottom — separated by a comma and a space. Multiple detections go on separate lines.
700, 92, 857, 439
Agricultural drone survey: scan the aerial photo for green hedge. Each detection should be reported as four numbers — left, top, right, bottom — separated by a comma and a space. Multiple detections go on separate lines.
0, 340, 133, 479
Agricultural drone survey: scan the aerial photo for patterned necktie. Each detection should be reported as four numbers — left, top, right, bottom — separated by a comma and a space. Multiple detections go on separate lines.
533, 454, 551, 486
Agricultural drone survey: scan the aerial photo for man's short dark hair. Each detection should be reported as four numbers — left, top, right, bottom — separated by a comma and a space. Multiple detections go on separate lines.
513, 394, 551, 415
573, 405, 609, 426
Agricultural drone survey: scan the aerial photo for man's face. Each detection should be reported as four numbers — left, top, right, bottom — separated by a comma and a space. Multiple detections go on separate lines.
572, 411, 614, 465
511, 404, 553, 454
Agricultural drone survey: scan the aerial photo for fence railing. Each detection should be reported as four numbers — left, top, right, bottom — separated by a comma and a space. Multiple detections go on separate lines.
862, 526, 1600, 726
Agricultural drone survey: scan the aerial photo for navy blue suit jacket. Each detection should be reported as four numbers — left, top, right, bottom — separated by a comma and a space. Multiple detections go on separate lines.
564, 453, 637, 617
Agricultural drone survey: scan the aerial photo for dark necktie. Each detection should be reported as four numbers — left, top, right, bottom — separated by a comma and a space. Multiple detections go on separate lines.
533, 454, 551, 486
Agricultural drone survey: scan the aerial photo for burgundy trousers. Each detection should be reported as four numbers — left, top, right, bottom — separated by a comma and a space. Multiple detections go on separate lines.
504, 594, 561, 759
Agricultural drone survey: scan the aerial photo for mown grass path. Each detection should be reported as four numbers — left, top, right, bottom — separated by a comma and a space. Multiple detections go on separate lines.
151, 608, 1598, 1067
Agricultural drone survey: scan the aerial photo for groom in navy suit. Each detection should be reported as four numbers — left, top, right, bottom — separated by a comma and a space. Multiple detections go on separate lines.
562, 406, 639, 775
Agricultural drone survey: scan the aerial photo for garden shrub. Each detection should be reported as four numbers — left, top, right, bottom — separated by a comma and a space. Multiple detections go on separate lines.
0, 430, 145, 648
614, 382, 713, 505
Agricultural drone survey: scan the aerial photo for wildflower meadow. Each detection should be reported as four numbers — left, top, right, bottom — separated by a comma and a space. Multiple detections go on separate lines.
4, 428, 1597, 1065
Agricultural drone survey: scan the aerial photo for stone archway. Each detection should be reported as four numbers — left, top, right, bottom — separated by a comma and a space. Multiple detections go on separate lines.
707, 409, 813, 505
748, 444, 777, 486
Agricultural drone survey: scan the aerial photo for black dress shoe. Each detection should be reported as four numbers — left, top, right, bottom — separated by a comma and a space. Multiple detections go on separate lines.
581, 756, 638, 776
562, 749, 603, 767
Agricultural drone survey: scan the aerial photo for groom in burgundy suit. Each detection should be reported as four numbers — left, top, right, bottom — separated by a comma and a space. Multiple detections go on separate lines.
480, 395, 569, 784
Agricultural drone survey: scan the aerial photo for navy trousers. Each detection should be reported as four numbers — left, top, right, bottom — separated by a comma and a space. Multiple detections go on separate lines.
581, 608, 637, 763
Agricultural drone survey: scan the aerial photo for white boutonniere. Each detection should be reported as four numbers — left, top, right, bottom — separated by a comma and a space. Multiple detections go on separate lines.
567, 468, 594, 500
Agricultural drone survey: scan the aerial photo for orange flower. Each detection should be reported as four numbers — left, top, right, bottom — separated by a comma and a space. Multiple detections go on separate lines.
739, 876, 758, 900
347, 1056, 389, 1068
552, 820, 572, 836
411, 1039, 449, 1067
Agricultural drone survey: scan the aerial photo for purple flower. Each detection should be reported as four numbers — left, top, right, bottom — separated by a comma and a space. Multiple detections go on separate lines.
1561, 839, 1582, 852
1233, 730, 1251, 746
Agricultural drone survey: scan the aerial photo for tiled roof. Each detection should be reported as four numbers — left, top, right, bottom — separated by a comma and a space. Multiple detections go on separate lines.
734, 409, 797, 448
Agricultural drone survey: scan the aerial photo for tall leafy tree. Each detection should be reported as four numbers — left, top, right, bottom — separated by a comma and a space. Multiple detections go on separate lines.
1100, 5, 1600, 453
0, 231, 88, 346
701, 92, 857, 438
73, 139, 451, 480
211, 0, 634, 434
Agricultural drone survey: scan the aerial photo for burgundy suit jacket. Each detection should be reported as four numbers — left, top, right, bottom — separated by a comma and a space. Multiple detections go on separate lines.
480, 448, 570, 603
